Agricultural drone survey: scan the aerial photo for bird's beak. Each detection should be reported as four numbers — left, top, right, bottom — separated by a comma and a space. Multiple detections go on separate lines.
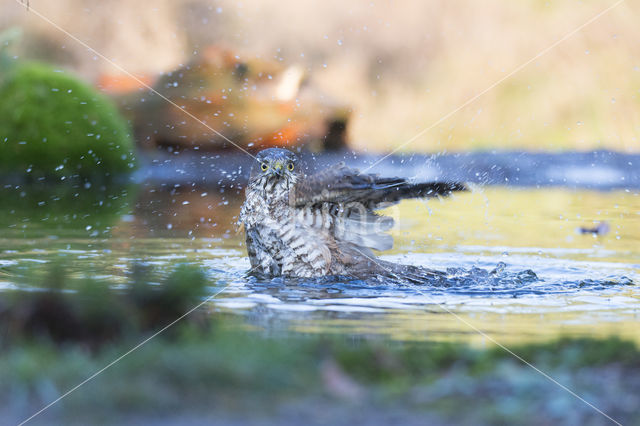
271, 161, 284, 176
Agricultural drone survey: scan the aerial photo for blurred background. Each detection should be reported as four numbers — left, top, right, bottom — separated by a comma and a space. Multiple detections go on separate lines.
3, 0, 640, 153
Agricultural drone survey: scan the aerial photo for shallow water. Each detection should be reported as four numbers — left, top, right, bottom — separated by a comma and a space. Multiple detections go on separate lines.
1, 180, 638, 346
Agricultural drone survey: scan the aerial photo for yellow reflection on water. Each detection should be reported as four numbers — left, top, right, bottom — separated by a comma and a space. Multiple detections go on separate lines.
287, 300, 640, 347
285, 188, 640, 346
4, 185, 639, 346
386, 187, 640, 263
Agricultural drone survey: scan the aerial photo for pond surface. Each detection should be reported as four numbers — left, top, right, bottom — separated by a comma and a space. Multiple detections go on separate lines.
1, 167, 638, 346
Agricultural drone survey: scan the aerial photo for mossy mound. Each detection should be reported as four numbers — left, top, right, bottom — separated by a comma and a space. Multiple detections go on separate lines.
0, 63, 136, 181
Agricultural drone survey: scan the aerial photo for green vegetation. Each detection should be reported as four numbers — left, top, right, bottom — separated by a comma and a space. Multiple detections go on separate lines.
0, 264, 638, 424
0, 62, 136, 181
2, 326, 639, 424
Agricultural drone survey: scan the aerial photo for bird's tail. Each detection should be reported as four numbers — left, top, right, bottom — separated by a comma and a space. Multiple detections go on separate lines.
367, 181, 467, 207
398, 181, 468, 199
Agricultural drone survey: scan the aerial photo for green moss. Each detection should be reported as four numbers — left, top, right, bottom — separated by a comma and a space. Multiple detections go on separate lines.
1, 327, 639, 423
0, 62, 136, 181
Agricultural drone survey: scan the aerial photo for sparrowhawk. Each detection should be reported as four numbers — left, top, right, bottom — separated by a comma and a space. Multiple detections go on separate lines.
239, 148, 466, 283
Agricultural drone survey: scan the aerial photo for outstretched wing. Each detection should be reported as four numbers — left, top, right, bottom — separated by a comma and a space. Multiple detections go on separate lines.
291, 162, 466, 253
291, 162, 466, 208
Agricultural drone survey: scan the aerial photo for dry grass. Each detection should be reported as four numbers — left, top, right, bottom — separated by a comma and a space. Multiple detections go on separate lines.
4, 0, 640, 152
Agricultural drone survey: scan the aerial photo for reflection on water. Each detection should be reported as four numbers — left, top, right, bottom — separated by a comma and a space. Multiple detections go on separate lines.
0, 184, 638, 345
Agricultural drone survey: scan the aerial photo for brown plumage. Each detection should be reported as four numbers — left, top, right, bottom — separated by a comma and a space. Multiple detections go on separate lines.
239, 148, 466, 282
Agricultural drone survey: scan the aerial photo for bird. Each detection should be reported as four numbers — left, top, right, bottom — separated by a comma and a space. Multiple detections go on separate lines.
239, 148, 467, 283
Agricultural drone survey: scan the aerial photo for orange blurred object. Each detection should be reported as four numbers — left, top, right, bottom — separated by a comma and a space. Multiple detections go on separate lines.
97, 73, 156, 94
112, 47, 350, 153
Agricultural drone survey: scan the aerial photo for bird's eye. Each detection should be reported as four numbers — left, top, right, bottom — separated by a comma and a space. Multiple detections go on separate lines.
260, 163, 268, 171
287, 162, 294, 171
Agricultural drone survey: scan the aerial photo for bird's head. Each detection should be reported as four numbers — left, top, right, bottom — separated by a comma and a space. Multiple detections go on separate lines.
248, 148, 302, 191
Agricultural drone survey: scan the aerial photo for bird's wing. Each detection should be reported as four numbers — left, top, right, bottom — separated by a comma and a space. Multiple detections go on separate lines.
291, 162, 466, 208
291, 162, 467, 253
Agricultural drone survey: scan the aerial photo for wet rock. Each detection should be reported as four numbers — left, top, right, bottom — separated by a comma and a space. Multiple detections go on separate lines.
112, 47, 350, 153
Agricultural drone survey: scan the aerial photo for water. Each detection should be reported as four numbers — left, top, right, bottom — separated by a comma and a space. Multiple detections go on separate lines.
1, 170, 638, 346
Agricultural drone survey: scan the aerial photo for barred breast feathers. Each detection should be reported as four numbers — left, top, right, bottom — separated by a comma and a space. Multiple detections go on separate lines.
239, 147, 467, 279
